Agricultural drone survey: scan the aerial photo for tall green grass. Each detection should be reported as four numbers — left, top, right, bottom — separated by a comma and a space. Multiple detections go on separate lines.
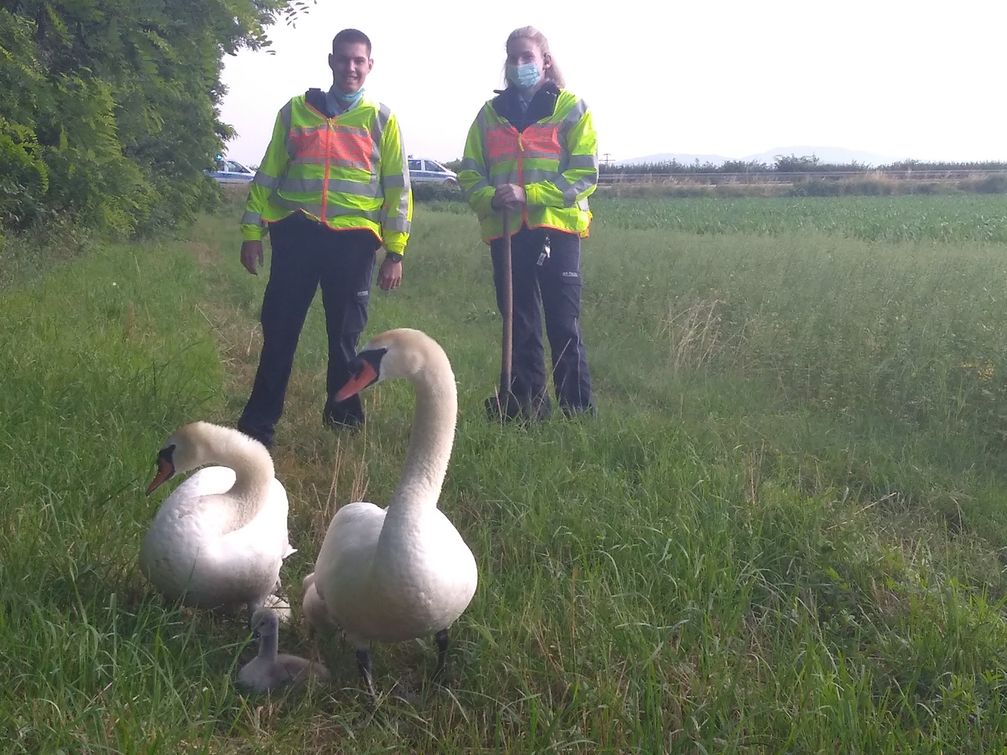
3, 192, 1007, 750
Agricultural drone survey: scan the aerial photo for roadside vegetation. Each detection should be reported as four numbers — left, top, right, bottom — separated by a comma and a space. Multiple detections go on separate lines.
3, 190, 1007, 751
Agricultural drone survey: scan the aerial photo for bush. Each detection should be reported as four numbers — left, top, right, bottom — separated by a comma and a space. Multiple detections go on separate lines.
959, 174, 1007, 194
0, 119, 48, 228
412, 182, 463, 202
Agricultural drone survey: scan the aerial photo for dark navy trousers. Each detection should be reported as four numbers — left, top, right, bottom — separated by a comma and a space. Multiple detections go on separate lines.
238, 213, 377, 446
489, 226, 593, 416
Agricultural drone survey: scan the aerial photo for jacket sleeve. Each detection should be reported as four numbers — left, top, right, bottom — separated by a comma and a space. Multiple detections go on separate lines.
378, 110, 412, 255
240, 102, 292, 242
458, 108, 496, 218
524, 98, 599, 209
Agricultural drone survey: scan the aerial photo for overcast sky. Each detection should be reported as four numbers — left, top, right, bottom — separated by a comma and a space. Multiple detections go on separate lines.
217, 0, 1007, 167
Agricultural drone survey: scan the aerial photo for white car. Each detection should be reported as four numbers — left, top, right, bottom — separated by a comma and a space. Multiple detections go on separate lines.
408, 157, 458, 187
207, 158, 255, 184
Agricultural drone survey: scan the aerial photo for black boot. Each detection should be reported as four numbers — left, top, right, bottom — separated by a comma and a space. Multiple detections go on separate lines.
323, 395, 365, 430
485, 392, 551, 423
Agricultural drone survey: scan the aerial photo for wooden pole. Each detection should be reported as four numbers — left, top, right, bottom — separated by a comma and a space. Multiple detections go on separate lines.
499, 207, 513, 413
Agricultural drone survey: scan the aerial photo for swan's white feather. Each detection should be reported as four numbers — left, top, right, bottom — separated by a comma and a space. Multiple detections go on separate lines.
308, 329, 478, 651
140, 424, 293, 610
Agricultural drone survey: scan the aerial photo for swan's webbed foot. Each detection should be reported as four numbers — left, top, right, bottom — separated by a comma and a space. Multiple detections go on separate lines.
433, 628, 450, 681
356, 648, 377, 698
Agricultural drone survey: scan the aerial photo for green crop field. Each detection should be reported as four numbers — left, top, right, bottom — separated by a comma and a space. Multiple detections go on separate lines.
3, 191, 1007, 751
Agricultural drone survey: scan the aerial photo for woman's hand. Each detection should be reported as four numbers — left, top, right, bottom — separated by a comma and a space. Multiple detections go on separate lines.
491, 184, 526, 209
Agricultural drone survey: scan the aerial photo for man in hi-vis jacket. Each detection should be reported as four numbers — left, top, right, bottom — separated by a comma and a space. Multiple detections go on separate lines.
236, 28, 412, 448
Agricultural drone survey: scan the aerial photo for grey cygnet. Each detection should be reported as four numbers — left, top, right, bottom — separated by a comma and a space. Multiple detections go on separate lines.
237, 608, 331, 693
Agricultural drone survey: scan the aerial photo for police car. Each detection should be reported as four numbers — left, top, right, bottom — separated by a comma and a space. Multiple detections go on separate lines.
207, 158, 256, 184
407, 157, 458, 187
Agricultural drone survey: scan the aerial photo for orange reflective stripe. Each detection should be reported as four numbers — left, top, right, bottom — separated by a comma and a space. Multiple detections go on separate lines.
485, 124, 561, 162
520, 125, 561, 158
287, 125, 373, 170
486, 125, 520, 161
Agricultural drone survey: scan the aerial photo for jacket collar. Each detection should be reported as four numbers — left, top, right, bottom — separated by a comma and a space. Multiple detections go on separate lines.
491, 82, 560, 131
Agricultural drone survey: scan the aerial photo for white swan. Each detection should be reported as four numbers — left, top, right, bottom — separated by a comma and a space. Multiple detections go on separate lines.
237, 608, 331, 693
140, 421, 295, 616
303, 328, 478, 693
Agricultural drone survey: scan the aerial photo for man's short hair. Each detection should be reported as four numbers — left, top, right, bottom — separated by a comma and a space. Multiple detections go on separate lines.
333, 28, 371, 55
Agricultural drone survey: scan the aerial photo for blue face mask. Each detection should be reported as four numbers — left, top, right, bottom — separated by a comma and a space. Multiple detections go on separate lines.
506, 62, 542, 90
334, 86, 365, 107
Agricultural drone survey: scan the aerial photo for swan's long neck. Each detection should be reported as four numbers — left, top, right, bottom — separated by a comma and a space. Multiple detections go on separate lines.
259, 630, 278, 661
387, 352, 457, 516
202, 425, 275, 529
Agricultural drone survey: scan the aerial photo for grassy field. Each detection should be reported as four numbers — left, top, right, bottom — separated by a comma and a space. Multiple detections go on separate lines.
3, 191, 1007, 751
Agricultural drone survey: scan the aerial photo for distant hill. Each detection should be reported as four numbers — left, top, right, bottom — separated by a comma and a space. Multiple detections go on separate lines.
742, 146, 897, 167
618, 146, 898, 168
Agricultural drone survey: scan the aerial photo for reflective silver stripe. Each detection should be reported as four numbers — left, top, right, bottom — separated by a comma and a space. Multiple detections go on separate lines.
372, 103, 390, 145
566, 154, 598, 170
523, 168, 560, 184
383, 173, 407, 189
552, 175, 579, 206
394, 184, 409, 220
288, 123, 369, 138
241, 211, 261, 225
563, 98, 588, 126
381, 184, 410, 229
370, 103, 390, 174
462, 178, 490, 202
554, 171, 597, 206
271, 195, 321, 214
382, 215, 411, 232
276, 176, 382, 198
272, 196, 383, 223
557, 98, 589, 152
376, 103, 411, 234
522, 150, 560, 160
330, 205, 381, 221
331, 178, 382, 197
280, 101, 293, 133
252, 172, 280, 189
460, 157, 483, 172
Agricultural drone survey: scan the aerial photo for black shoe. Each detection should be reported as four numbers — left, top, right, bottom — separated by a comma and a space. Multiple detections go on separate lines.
485, 392, 551, 423
323, 396, 365, 430
560, 403, 597, 419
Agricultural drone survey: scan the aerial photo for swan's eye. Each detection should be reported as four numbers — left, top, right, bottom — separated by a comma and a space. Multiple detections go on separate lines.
157, 444, 176, 465
146, 444, 178, 496
334, 348, 387, 402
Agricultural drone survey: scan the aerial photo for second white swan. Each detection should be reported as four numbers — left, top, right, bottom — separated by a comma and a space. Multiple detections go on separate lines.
303, 328, 478, 694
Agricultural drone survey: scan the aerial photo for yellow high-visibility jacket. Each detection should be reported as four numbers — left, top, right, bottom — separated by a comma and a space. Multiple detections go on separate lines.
240, 92, 412, 254
459, 85, 598, 243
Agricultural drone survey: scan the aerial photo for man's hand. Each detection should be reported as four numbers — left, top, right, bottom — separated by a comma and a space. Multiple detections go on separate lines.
491, 183, 526, 210
377, 254, 402, 290
240, 240, 264, 275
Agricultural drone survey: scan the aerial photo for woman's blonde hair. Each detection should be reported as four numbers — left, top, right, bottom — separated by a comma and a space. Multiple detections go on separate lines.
506, 26, 565, 88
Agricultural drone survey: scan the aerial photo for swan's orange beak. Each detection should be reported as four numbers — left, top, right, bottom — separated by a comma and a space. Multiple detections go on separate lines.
334, 360, 379, 402
146, 454, 175, 495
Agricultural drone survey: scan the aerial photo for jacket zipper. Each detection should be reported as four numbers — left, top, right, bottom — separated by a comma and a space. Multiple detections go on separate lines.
516, 128, 527, 231
321, 119, 334, 223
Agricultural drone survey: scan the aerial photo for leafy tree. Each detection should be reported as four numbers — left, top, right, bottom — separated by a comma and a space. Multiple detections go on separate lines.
0, 0, 313, 236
